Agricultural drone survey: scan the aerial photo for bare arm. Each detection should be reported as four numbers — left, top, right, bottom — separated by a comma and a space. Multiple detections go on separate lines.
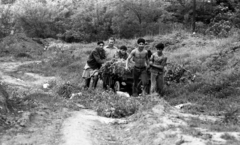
145, 51, 149, 67
125, 50, 134, 69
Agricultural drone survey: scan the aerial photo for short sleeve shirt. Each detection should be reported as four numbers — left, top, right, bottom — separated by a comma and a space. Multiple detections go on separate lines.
150, 52, 167, 74
104, 45, 118, 60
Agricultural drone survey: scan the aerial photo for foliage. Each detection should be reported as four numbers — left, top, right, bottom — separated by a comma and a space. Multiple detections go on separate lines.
0, 0, 175, 42
10, 0, 73, 38
57, 83, 81, 99
0, 4, 14, 38
74, 89, 161, 118
1, 0, 240, 41
0, 33, 44, 57
206, 4, 234, 37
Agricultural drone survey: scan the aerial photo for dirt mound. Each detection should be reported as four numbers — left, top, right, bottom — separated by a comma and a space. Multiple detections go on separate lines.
114, 98, 240, 145
0, 33, 44, 57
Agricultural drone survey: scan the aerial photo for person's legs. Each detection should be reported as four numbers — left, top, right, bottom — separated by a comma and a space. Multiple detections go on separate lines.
156, 73, 164, 96
140, 69, 149, 95
150, 73, 158, 94
82, 68, 91, 89
132, 67, 141, 97
92, 75, 99, 89
102, 72, 108, 90
84, 78, 91, 89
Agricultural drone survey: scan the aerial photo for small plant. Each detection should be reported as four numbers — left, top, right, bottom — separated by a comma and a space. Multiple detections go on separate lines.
57, 83, 80, 99
222, 107, 239, 125
221, 133, 236, 141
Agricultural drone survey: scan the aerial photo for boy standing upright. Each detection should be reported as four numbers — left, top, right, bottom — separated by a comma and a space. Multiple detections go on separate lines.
149, 43, 167, 96
125, 38, 149, 97
103, 37, 118, 60
102, 37, 118, 90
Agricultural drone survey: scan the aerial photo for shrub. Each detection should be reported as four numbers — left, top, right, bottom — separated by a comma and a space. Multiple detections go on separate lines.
0, 4, 14, 38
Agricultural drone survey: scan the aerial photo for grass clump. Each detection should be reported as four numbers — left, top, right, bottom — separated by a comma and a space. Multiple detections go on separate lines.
72, 89, 161, 118
221, 133, 236, 141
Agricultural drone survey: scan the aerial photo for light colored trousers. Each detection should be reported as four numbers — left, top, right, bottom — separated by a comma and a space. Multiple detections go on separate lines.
150, 73, 164, 96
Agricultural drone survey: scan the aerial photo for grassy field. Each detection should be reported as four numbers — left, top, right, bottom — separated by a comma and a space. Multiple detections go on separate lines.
16, 31, 240, 114
0, 30, 240, 144
16, 30, 240, 130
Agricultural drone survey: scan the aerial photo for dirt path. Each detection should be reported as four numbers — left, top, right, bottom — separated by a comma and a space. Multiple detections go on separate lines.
61, 109, 122, 145
1, 60, 240, 145
0, 60, 118, 145
0, 61, 55, 90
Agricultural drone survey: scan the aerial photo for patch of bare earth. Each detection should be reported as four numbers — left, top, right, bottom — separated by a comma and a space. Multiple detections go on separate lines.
0, 60, 239, 145
0, 60, 120, 145
0, 60, 65, 145
111, 99, 240, 145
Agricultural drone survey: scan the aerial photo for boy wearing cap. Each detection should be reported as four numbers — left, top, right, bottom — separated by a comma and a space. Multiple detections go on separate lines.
126, 38, 149, 97
115, 45, 128, 60
82, 41, 106, 89
149, 43, 167, 96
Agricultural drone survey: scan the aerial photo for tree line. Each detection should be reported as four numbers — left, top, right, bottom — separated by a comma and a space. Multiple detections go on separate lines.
0, 0, 240, 42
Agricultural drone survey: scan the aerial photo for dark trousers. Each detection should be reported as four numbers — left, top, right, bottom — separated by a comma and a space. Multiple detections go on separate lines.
132, 67, 149, 96
84, 76, 99, 89
84, 78, 91, 89
102, 72, 109, 90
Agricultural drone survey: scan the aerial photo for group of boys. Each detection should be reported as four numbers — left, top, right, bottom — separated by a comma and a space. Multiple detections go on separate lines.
82, 37, 167, 97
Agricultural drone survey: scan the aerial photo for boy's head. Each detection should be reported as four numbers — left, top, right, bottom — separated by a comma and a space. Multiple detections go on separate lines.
155, 43, 164, 51
97, 41, 104, 48
119, 45, 127, 54
108, 37, 115, 47
137, 38, 145, 50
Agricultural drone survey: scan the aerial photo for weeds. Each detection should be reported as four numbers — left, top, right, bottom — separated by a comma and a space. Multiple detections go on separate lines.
221, 133, 236, 141
69, 89, 162, 118
57, 83, 81, 99
222, 108, 239, 125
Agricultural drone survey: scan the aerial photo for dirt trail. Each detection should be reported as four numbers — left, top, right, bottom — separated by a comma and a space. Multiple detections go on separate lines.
61, 109, 122, 145
1, 60, 240, 145
0, 61, 55, 90
0, 60, 118, 145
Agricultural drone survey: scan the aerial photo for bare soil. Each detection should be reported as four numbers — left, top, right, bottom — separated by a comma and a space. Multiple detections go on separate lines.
0, 59, 122, 145
0, 59, 239, 145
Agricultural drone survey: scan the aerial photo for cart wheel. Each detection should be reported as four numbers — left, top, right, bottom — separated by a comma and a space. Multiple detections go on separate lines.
114, 81, 121, 91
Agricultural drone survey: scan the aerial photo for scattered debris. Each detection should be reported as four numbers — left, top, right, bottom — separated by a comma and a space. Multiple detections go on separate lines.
43, 83, 50, 89
57, 83, 81, 99
175, 102, 195, 109
70, 92, 83, 99
116, 91, 130, 98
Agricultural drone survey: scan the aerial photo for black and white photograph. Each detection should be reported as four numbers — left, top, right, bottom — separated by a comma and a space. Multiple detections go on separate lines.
0, 0, 240, 144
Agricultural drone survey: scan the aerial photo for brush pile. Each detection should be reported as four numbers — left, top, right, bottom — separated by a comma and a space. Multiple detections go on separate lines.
100, 59, 134, 77
57, 83, 81, 99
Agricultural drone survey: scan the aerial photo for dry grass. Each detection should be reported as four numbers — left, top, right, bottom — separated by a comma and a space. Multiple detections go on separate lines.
13, 30, 240, 130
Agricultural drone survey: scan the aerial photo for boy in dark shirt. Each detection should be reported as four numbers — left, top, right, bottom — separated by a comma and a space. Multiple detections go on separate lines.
82, 41, 106, 89
115, 45, 128, 60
